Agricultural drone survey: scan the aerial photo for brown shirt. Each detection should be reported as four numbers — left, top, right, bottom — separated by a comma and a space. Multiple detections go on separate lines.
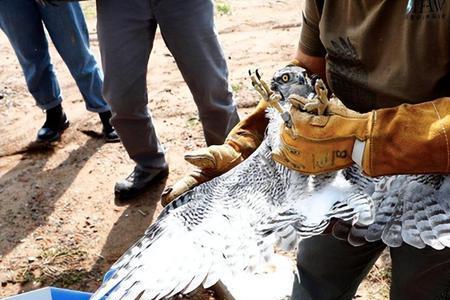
300, 0, 450, 112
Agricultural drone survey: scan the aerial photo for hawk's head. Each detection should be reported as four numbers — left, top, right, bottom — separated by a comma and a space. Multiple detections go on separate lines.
270, 65, 315, 100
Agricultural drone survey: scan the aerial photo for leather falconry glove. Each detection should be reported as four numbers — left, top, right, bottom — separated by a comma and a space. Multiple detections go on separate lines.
161, 71, 271, 206
272, 80, 450, 177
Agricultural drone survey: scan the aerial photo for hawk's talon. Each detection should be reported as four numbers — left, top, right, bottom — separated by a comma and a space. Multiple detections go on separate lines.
293, 79, 330, 115
314, 79, 330, 116
249, 69, 297, 133
255, 69, 262, 80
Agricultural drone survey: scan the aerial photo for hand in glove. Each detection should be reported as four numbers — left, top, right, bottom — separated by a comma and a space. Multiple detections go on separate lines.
160, 144, 244, 206
161, 100, 270, 206
272, 80, 450, 176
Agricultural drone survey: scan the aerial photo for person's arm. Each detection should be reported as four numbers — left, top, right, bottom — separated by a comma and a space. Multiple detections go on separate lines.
272, 94, 450, 177
358, 97, 450, 176
272, 1, 450, 177
293, 49, 326, 84
291, 0, 327, 79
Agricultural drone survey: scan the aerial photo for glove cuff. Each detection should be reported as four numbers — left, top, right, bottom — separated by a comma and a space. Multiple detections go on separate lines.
361, 98, 450, 176
225, 100, 270, 158
351, 139, 365, 167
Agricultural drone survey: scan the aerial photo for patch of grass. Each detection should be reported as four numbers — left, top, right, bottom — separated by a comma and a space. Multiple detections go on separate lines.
365, 262, 391, 299
216, 2, 232, 15
367, 262, 391, 283
231, 83, 242, 93
14, 246, 90, 288
18, 268, 92, 287
80, 2, 97, 19
186, 117, 200, 128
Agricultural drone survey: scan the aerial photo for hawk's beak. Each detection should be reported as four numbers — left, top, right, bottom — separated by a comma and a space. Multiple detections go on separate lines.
270, 82, 278, 92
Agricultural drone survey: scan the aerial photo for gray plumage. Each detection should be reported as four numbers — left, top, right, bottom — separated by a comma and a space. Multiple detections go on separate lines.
92, 66, 450, 300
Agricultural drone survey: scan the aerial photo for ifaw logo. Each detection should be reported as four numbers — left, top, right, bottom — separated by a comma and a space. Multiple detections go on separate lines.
406, 0, 447, 20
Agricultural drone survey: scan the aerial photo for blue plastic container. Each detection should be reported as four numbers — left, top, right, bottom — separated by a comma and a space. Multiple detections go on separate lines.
3, 287, 92, 300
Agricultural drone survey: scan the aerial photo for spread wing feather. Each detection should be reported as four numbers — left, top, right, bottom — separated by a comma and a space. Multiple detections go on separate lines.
401, 194, 426, 249
92, 207, 271, 300
351, 174, 450, 249
91, 141, 293, 300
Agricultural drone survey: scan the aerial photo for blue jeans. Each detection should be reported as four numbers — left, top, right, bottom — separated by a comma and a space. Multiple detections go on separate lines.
0, 0, 109, 112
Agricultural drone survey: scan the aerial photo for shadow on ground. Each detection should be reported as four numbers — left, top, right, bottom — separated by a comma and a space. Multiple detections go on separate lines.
17, 180, 167, 294
0, 137, 103, 259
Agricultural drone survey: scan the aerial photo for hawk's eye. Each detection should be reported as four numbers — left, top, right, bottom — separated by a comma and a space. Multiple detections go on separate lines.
281, 74, 290, 82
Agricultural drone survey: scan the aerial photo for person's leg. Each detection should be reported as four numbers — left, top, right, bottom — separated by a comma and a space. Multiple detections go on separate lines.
292, 235, 386, 300
40, 2, 109, 113
0, 0, 62, 110
154, 0, 239, 146
0, 0, 70, 142
97, 0, 167, 198
390, 244, 450, 300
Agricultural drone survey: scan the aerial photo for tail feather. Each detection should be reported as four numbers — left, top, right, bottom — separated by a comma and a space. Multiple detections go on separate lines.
424, 196, 450, 248
414, 196, 445, 250
401, 198, 426, 249
347, 223, 369, 247
365, 195, 396, 242
345, 192, 374, 225
381, 200, 403, 248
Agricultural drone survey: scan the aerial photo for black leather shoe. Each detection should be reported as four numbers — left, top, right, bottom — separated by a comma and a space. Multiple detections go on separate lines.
37, 111, 70, 142
115, 166, 169, 200
99, 111, 120, 143
102, 127, 120, 143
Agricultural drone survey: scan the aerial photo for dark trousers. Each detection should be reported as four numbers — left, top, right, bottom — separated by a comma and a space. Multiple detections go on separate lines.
292, 235, 450, 300
96, 0, 240, 172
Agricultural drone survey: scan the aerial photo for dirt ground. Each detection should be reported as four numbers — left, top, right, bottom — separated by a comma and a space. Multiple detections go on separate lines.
0, 1, 390, 299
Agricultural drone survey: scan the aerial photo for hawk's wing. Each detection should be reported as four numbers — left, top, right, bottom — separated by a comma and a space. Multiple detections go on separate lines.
91, 142, 293, 300
259, 171, 375, 251
364, 175, 450, 249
